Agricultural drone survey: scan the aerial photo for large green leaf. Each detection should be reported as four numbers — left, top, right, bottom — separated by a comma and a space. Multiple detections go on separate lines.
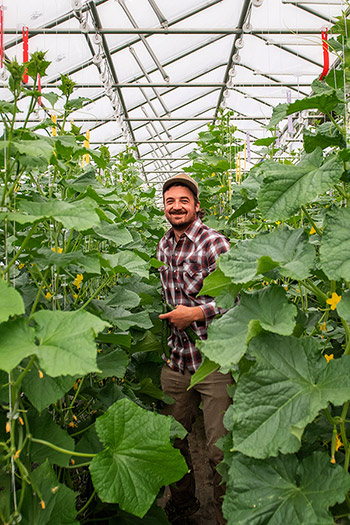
320, 208, 350, 281
231, 333, 350, 458
268, 89, 343, 128
223, 452, 350, 525
190, 357, 219, 388
34, 248, 100, 274
0, 279, 25, 323
0, 318, 37, 373
337, 290, 350, 322
95, 222, 134, 246
96, 349, 129, 379
21, 461, 78, 525
22, 367, 76, 412
303, 122, 346, 153
100, 251, 149, 279
29, 411, 75, 467
32, 310, 108, 377
198, 287, 297, 370
199, 267, 233, 297
103, 287, 141, 309
257, 150, 343, 220
219, 229, 315, 283
6, 199, 101, 231
89, 398, 187, 517
90, 302, 153, 331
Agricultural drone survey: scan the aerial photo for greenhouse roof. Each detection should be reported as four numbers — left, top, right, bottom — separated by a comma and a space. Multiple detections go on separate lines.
1, 0, 348, 184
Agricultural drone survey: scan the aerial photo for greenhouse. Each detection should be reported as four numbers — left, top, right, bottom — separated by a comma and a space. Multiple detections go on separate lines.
1, 0, 350, 523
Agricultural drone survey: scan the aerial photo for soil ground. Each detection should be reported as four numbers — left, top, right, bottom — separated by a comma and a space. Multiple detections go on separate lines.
158, 410, 217, 525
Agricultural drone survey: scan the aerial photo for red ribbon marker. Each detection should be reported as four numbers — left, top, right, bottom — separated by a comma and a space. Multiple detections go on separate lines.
0, 5, 4, 69
22, 26, 29, 83
319, 29, 329, 81
38, 73, 41, 106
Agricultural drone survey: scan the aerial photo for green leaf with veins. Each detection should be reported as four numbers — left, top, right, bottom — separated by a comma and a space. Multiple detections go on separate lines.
231, 333, 350, 458
21, 460, 78, 525
29, 410, 75, 467
218, 229, 315, 283
95, 222, 133, 246
22, 367, 76, 412
303, 122, 346, 153
0, 279, 25, 323
100, 251, 149, 279
257, 149, 343, 220
0, 318, 37, 373
223, 452, 350, 525
336, 290, 350, 322
97, 349, 129, 379
32, 310, 108, 377
198, 287, 296, 370
90, 398, 187, 517
268, 89, 343, 128
199, 266, 233, 297
320, 208, 350, 281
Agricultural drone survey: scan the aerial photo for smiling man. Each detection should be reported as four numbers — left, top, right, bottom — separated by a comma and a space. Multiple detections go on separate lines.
157, 173, 233, 525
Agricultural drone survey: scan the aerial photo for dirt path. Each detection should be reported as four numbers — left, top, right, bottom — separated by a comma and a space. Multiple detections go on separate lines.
159, 410, 217, 524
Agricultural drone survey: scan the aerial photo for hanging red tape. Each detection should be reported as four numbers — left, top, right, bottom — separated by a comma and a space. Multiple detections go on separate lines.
22, 26, 29, 83
38, 73, 41, 106
319, 29, 329, 81
0, 5, 4, 69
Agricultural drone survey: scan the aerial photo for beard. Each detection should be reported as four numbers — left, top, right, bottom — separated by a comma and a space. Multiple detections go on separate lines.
165, 210, 197, 230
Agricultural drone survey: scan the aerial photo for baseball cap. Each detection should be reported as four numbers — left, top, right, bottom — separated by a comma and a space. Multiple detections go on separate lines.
162, 173, 199, 199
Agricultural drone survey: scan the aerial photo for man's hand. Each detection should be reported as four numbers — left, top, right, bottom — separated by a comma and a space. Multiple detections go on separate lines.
159, 305, 204, 331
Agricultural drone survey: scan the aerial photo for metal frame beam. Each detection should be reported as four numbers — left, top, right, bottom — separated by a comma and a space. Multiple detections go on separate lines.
3, 28, 329, 35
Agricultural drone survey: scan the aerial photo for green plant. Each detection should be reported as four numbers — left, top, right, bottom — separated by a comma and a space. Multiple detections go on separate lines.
0, 52, 187, 524
193, 14, 350, 524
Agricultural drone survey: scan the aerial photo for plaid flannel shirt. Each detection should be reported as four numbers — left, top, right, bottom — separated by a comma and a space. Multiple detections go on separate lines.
157, 218, 230, 373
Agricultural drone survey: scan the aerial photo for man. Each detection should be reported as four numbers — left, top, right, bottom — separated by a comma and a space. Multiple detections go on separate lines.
157, 173, 233, 525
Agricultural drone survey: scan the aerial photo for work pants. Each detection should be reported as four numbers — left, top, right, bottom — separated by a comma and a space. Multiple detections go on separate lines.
161, 365, 233, 525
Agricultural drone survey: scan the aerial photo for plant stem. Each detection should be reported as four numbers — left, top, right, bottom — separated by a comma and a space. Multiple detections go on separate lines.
78, 276, 113, 311
303, 279, 328, 304
77, 489, 96, 516
13, 355, 37, 389
301, 205, 322, 236
5, 223, 38, 275
30, 437, 96, 457
323, 407, 336, 425
340, 317, 350, 355
340, 401, 349, 471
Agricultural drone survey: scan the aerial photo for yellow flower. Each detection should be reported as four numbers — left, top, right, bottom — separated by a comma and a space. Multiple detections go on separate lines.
19, 417, 24, 426
38, 369, 44, 379
326, 292, 341, 311
330, 455, 336, 464
319, 322, 327, 332
73, 381, 78, 391
73, 274, 83, 289
18, 263, 25, 270
6, 421, 10, 433
335, 433, 343, 452
40, 500, 46, 510
211, 173, 215, 177
309, 226, 316, 235
275, 221, 281, 225
51, 247, 63, 253
73, 293, 78, 300
324, 354, 334, 363
14, 449, 21, 460
45, 292, 52, 300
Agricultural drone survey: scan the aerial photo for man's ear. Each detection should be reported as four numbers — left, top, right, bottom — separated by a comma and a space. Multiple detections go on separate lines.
196, 200, 200, 212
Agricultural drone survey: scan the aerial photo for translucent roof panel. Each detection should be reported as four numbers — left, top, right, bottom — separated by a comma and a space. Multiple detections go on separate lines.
1, 0, 348, 181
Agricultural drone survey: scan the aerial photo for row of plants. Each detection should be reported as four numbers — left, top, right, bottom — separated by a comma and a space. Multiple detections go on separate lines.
183, 14, 350, 524
0, 54, 189, 524
1, 11, 349, 524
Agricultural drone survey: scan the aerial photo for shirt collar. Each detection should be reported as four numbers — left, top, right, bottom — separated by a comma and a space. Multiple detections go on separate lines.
165, 218, 203, 244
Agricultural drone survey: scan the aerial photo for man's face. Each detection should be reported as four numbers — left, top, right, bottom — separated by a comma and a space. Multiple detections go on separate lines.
163, 185, 200, 231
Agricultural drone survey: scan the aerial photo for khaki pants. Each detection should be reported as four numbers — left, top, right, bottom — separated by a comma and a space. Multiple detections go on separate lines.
161, 365, 233, 525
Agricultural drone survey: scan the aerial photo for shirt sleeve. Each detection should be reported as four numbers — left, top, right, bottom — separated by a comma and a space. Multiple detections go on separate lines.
198, 235, 231, 321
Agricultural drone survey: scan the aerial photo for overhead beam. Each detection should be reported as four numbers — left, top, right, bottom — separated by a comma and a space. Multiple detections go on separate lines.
3, 28, 327, 35
35, 82, 311, 88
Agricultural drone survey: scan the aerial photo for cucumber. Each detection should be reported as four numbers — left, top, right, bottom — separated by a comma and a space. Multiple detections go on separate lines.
165, 303, 198, 344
